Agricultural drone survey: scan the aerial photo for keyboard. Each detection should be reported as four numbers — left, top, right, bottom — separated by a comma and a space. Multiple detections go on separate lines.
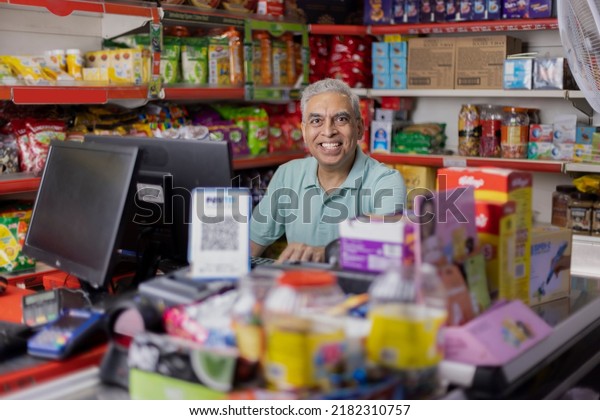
250, 256, 276, 268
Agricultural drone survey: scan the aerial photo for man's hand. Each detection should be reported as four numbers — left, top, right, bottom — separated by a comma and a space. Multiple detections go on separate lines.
277, 243, 326, 263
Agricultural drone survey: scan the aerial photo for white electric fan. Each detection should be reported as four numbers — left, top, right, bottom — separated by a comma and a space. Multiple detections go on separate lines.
559, 0, 600, 113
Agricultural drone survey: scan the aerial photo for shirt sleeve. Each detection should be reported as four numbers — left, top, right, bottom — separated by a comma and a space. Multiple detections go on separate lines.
250, 167, 286, 247
371, 170, 407, 215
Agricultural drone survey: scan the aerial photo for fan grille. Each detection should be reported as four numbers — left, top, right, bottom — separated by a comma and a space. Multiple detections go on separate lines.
559, 0, 600, 113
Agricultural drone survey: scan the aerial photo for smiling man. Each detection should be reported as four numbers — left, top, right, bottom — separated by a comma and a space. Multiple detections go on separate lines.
250, 78, 406, 262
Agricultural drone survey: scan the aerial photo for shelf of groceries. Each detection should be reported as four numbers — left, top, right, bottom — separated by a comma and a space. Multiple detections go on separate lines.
311, 17, 558, 35
354, 89, 585, 100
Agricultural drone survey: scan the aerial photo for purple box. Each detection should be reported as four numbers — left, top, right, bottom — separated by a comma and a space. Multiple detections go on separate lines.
420, 0, 435, 22
446, 0, 460, 21
487, 0, 501, 19
339, 216, 415, 273
503, 0, 527, 18
405, 0, 421, 22
364, 0, 394, 24
528, 1, 552, 18
391, 0, 405, 23
472, 0, 486, 20
434, 0, 447, 21
459, 0, 473, 20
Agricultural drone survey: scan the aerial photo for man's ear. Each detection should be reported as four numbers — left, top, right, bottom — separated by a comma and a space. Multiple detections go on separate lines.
356, 118, 365, 139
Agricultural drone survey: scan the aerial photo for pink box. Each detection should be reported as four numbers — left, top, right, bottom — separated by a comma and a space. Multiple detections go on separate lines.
443, 299, 553, 365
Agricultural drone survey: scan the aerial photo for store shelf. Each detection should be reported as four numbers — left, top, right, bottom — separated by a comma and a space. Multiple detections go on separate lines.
233, 152, 306, 170
1, 0, 158, 18
0, 173, 41, 194
162, 86, 245, 101
161, 3, 246, 27
358, 89, 580, 99
2, 85, 148, 105
564, 162, 600, 174
371, 153, 565, 173
6, 262, 61, 287
369, 18, 558, 35
309, 24, 368, 36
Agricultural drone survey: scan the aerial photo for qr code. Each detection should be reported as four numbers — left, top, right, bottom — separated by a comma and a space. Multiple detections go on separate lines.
201, 216, 239, 251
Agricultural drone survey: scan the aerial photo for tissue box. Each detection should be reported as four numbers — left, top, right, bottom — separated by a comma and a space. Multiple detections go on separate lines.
529, 225, 571, 306
339, 215, 414, 273
503, 58, 533, 89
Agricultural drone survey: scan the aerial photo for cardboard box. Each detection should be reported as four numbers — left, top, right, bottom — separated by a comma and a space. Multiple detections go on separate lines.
475, 201, 517, 298
529, 225, 571, 305
528, 142, 554, 160
395, 164, 437, 210
408, 37, 456, 89
339, 216, 414, 273
455, 36, 522, 89
437, 167, 532, 303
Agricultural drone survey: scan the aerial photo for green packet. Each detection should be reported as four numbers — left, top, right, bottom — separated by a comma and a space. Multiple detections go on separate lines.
181, 37, 208, 85
0, 216, 35, 273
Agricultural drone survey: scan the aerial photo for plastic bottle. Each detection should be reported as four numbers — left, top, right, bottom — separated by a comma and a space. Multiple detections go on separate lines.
66, 48, 83, 80
262, 270, 346, 392
367, 262, 447, 399
226, 27, 244, 86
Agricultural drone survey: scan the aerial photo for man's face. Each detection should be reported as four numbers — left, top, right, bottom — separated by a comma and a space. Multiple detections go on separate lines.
301, 91, 364, 172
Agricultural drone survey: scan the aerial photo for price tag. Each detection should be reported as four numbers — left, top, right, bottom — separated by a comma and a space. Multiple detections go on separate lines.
443, 157, 467, 167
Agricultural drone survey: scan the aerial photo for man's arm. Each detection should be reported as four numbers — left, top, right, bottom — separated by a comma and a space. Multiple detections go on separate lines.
250, 240, 267, 258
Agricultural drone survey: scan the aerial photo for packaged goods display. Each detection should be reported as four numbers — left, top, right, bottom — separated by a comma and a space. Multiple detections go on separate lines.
458, 104, 481, 157
479, 104, 502, 157
501, 106, 529, 159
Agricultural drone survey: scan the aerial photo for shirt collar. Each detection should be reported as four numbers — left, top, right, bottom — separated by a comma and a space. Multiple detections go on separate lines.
304, 146, 366, 191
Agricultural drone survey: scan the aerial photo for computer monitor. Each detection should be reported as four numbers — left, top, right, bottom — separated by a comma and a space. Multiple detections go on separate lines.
23, 140, 140, 291
84, 135, 234, 277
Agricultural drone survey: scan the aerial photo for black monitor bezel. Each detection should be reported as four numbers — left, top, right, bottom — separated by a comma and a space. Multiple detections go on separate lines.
23, 140, 140, 289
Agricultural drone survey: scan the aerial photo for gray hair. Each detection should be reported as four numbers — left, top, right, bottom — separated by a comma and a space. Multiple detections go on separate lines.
300, 78, 361, 121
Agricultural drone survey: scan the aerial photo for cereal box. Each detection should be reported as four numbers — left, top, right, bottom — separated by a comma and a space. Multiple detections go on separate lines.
475, 200, 517, 299
437, 167, 532, 304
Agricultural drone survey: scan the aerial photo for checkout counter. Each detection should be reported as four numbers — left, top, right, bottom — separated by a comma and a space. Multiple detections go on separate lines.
1, 273, 598, 400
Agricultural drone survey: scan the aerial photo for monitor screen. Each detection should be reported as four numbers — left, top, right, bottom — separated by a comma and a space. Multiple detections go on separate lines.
23, 140, 140, 289
84, 135, 234, 270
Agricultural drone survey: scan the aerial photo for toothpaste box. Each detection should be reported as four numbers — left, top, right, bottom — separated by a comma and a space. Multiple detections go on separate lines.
438, 167, 532, 303
339, 215, 415, 273
529, 224, 571, 306
529, 124, 554, 143
528, 142, 554, 160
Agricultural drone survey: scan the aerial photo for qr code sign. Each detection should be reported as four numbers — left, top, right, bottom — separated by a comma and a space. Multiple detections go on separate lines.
201, 216, 239, 251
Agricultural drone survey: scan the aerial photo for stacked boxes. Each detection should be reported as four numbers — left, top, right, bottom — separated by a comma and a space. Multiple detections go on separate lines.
407, 37, 456, 89
372, 41, 407, 89
456, 36, 522, 89
437, 167, 533, 304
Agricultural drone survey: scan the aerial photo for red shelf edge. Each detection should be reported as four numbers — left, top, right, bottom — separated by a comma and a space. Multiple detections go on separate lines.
8, 86, 148, 104
6, 0, 156, 17
371, 153, 564, 173
0, 176, 41, 194
233, 152, 306, 170
369, 18, 558, 35
163, 87, 246, 101
309, 24, 368, 36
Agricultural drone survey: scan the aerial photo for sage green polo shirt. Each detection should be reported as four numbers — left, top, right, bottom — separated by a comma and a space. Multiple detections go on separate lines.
250, 147, 406, 248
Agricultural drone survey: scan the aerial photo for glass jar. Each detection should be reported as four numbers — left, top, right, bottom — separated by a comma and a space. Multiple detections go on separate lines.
262, 270, 346, 391
592, 198, 600, 237
501, 106, 529, 159
568, 192, 595, 235
479, 104, 502, 157
551, 185, 577, 228
458, 104, 481, 157
231, 268, 280, 364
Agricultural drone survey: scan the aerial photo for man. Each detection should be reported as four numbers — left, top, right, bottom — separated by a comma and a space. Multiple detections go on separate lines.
250, 78, 406, 262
